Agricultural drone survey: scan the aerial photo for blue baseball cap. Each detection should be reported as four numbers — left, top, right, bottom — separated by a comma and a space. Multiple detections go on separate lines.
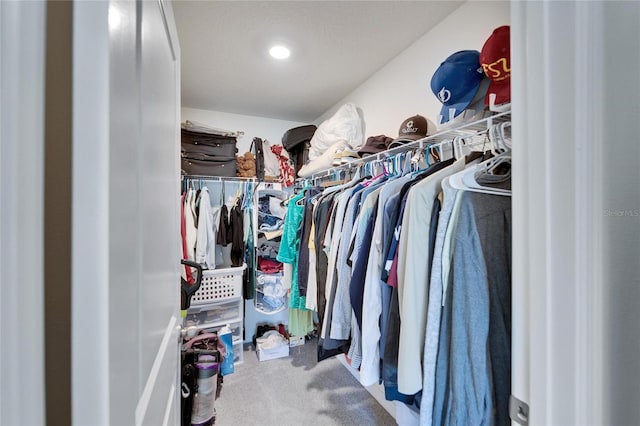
431, 50, 485, 124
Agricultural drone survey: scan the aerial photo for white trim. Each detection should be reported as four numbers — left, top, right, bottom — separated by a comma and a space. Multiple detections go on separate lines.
573, 2, 604, 425
162, 384, 176, 426
135, 315, 178, 426
0, 2, 46, 425
71, 1, 111, 424
512, 2, 639, 424
509, 2, 529, 418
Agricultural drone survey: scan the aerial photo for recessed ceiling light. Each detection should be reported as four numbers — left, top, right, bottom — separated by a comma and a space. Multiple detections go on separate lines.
269, 45, 290, 60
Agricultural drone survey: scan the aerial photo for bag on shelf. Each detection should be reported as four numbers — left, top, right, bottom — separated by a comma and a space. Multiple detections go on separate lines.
282, 125, 316, 175
251, 137, 265, 180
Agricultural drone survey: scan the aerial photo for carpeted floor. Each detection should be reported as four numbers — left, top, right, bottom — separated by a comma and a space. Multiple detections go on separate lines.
213, 339, 396, 426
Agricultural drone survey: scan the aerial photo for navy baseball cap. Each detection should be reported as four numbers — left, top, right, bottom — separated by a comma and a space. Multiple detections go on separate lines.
431, 50, 485, 124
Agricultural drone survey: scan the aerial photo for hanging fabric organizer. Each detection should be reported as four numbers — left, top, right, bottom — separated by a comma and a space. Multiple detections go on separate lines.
253, 182, 290, 315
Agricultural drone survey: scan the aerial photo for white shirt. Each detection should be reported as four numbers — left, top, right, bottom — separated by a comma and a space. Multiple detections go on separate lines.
195, 187, 218, 269
184, 189, 198, 262
396, 159, 464, 395
359, 175, 411, 386
419, 177, 460, 426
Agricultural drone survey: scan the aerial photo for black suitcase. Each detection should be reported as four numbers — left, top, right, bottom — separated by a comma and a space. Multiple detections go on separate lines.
182, 130, 238, 158
181, 128, 238, 177
181, 156, 237, 177
281, 125, 316, 152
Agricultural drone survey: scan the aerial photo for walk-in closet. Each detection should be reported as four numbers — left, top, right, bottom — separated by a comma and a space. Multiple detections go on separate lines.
175, 2, 516, 424
3, 1, 639, 426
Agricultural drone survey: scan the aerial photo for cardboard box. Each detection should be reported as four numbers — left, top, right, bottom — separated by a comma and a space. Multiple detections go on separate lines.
256, 342, 289, 361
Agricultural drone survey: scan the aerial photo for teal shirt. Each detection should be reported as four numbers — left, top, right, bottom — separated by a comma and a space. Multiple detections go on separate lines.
276, 191, 309, 310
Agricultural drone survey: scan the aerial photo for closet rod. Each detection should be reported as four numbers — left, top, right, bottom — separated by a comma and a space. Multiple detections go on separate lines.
306, 110, 511, 181
181, 175, 258, 183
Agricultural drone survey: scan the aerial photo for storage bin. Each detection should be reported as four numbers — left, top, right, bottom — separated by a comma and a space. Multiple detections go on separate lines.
199, 320, 243, 343
186, 299, 242, 326
256, 342, 289, 361
191, 265, 245, 305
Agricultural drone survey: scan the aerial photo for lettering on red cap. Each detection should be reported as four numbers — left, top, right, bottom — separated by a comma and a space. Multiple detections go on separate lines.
482, 57, 510, 81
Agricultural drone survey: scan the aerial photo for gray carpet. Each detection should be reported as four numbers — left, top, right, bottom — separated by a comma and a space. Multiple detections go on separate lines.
213, 340, 396, 426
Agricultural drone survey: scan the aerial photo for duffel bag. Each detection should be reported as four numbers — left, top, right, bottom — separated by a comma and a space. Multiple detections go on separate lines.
251, 137, 265, 180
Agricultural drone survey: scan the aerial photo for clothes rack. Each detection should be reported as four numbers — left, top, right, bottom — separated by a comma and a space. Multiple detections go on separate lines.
281, 110, 513, 425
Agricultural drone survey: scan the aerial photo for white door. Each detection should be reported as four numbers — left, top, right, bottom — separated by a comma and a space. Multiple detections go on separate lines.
73, 1, 182, 425
512, 1, 640, 425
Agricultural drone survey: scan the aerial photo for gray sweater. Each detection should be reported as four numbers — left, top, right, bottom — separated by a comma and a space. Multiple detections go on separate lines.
432, 191, 511, 426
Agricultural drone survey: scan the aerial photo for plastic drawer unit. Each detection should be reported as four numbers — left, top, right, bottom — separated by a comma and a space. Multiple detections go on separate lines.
186, 299, 243, 327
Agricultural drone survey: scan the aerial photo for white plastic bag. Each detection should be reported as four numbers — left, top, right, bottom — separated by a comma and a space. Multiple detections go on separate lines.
261, 139, 281, 177
309, 103, 363, 160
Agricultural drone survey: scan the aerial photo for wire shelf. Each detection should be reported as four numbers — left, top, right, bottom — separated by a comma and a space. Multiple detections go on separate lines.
306, 110, 511, 181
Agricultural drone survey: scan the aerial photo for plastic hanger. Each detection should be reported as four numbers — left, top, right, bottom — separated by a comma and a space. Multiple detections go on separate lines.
488, 93, 511, 113
498, 122, 512, 152
459, 153, 512, 196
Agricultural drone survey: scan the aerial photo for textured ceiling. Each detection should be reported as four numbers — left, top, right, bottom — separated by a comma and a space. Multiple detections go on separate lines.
173, 1, 463, 122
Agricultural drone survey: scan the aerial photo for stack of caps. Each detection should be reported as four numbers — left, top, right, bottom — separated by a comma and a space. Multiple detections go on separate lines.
430, 25, 511, 124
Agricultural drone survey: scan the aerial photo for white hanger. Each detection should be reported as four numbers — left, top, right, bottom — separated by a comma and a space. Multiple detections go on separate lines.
463, 152, 512, 195
448, 153, 511, 196
488, 93, 511, 113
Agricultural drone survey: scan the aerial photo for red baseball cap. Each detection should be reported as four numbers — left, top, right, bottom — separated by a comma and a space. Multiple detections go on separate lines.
480, 25, 511, 106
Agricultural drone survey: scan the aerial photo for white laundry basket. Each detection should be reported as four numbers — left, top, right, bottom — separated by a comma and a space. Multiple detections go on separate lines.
190, 264, 246, 305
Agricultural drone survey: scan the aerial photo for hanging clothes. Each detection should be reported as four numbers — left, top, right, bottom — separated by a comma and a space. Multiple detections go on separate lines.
359, 172, 412, 387
243, 183, 256, 299
396, 158, 463, 395
195, 187, 218, 269
263, 117, 513, 426
229, 198, 244, 267
296, 187, 322, 298
184, 189, 198, 263
216, 204, 230, 246
420, 176, 462, 425
180, 192, 195, 284
277, 189, 314, 337
431, 182, 512, 426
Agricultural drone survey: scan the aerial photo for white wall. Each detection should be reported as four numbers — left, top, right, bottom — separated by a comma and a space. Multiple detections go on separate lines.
181, 107, 305, 154
314, 1, 510, 137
